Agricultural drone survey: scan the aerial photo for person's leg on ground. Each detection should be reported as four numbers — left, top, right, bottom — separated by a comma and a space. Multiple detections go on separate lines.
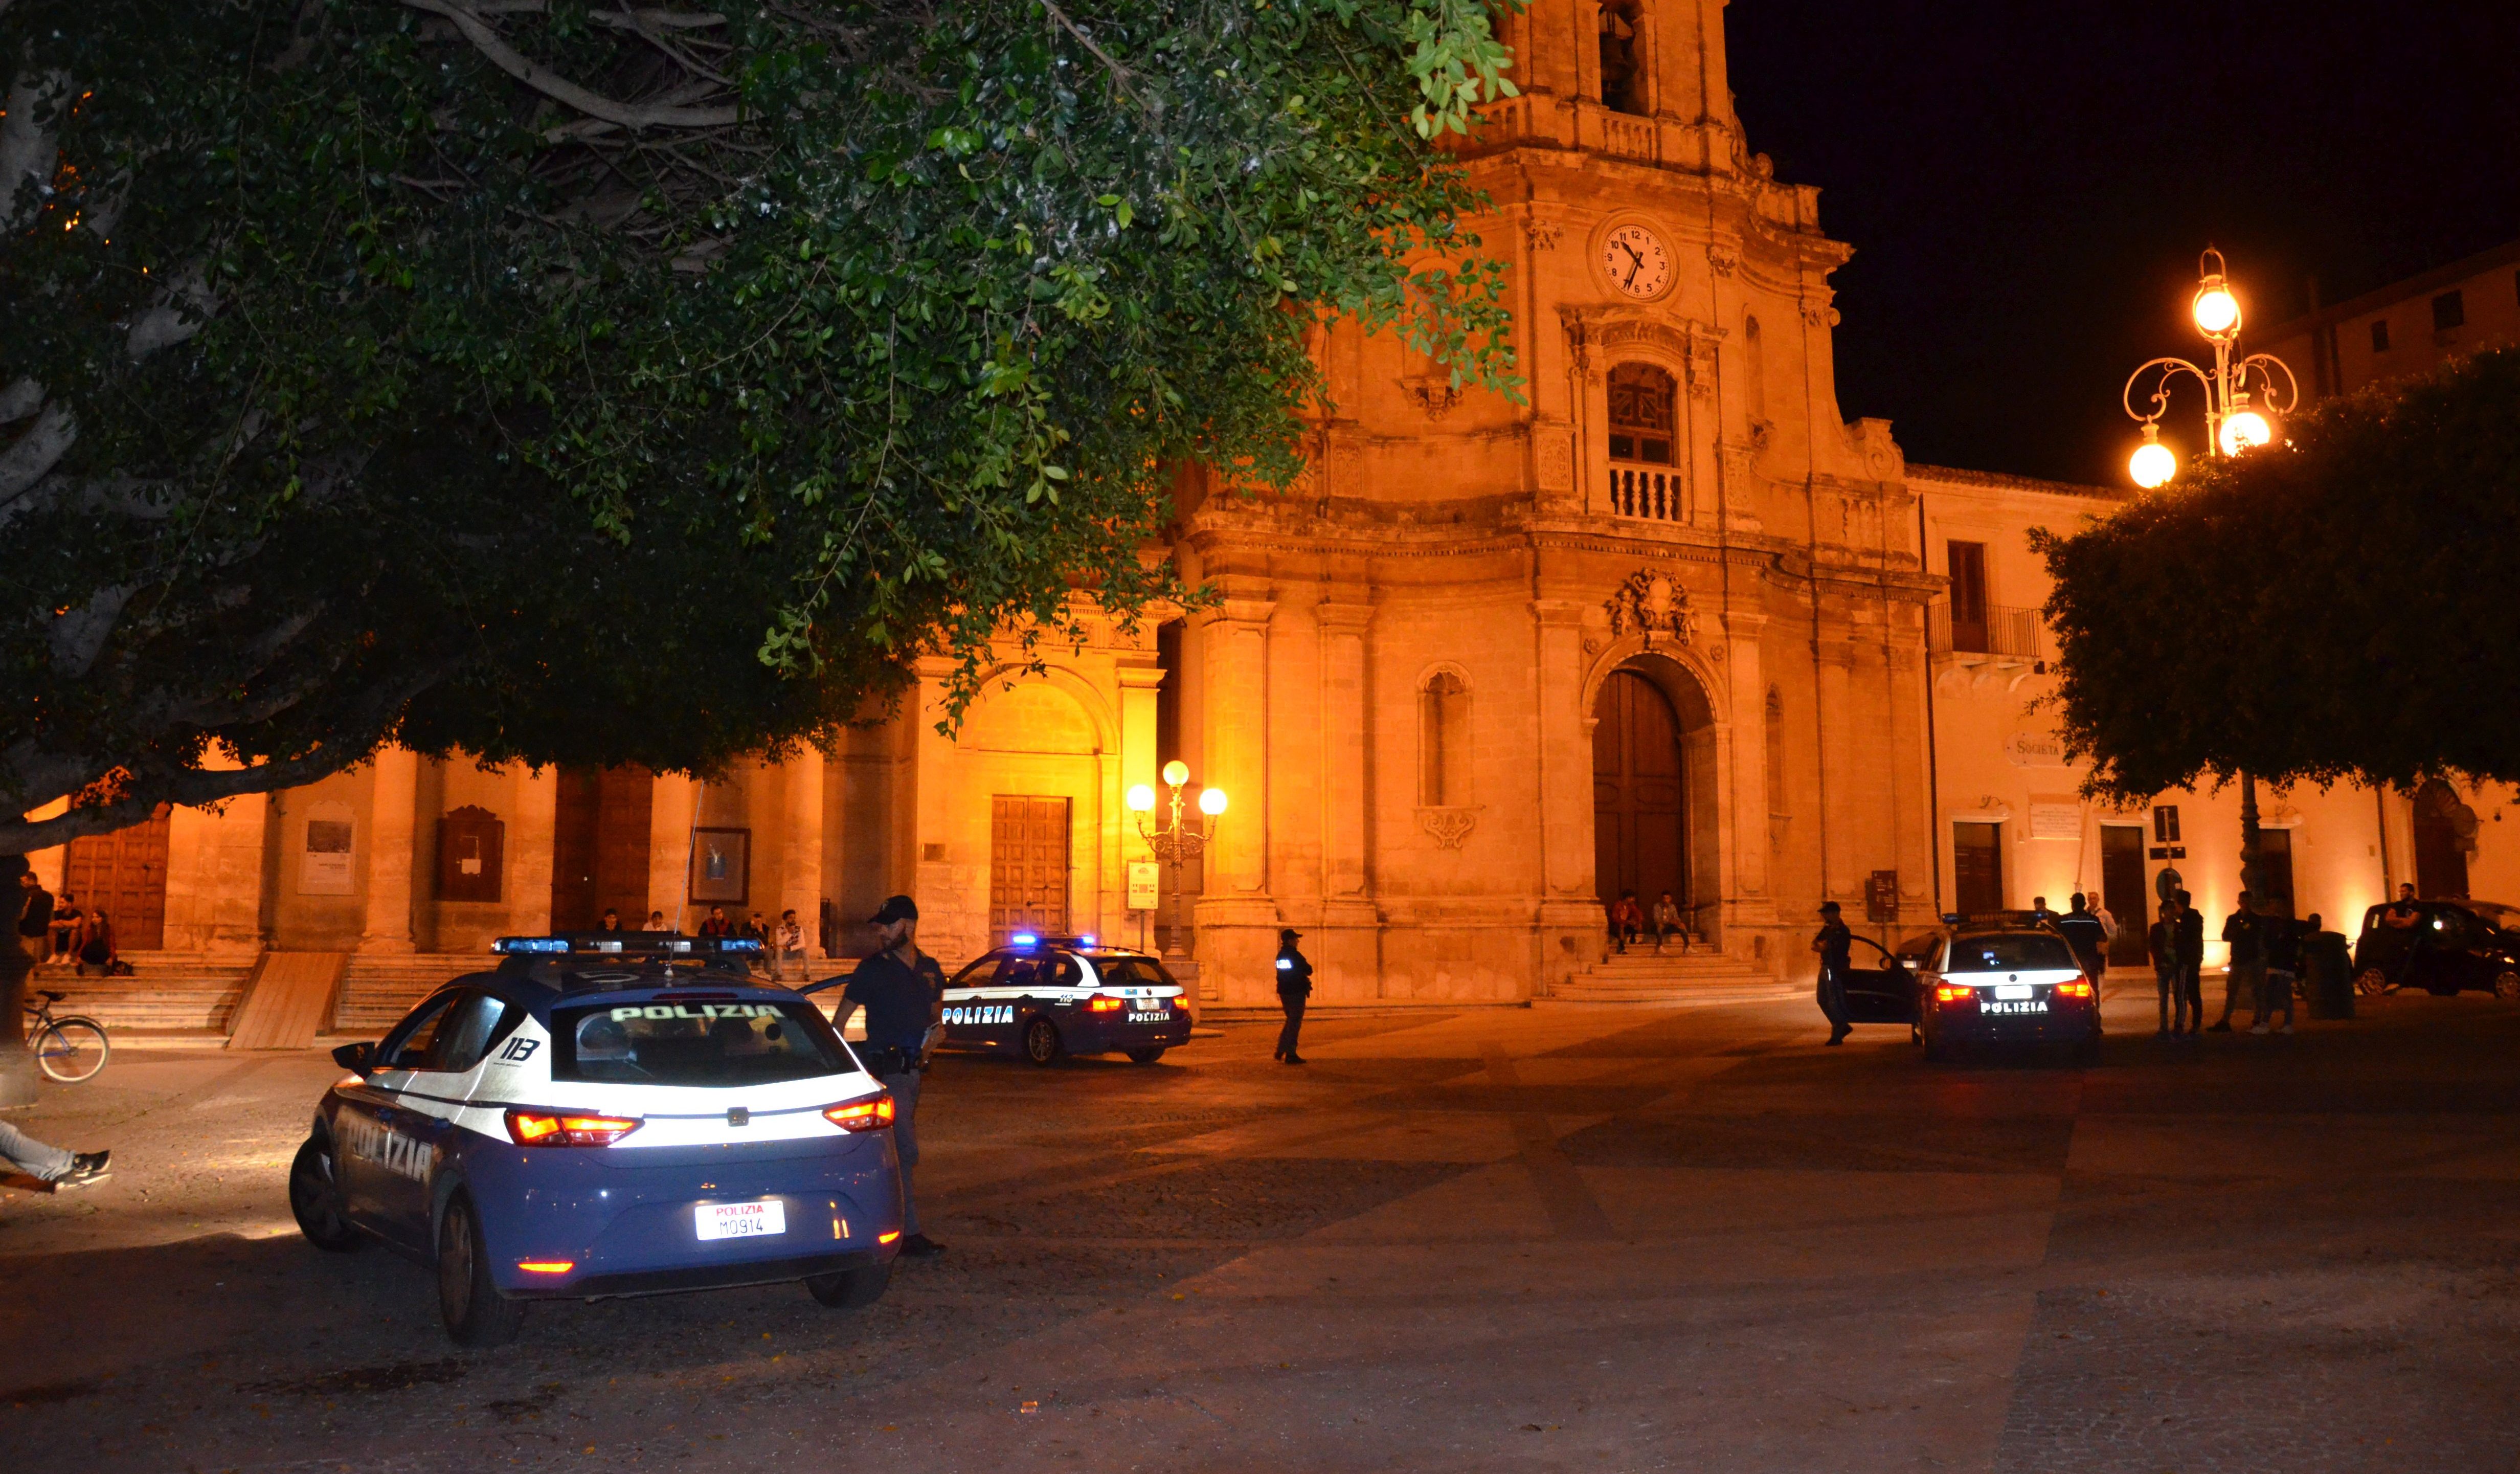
1818, 969, 1850, 1045
2181, 963, 2203, 1034
0, 1119, 77, 1180
1277, 993, 1306, 1063
2271, 969, 2296, 1032
880, 1068, 940, 1253
2156, 969, 2173, 1034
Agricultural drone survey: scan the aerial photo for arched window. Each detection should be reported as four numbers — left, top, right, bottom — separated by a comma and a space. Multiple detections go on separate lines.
1598, 1, 1647, 116
1607, 363, 1675, 465
1420, 669, 1471, 806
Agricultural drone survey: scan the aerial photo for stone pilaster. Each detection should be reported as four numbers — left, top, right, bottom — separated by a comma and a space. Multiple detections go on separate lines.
507, 765, 558, 936
647, 772, 696, 929
1194, 583, 1279, 1002
358, 745, 418, 954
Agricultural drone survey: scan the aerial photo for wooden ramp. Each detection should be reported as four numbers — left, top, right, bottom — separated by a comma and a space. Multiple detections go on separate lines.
225, 952, 348, 1050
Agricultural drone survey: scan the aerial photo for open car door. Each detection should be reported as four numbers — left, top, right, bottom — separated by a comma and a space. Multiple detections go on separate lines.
1839, 935, 1918, 1023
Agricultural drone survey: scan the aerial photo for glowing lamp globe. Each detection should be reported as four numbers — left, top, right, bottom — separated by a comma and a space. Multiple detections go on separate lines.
1161, 760, 1189, 788
1198, 787, 1228, 817
2129, 438, 2176, 488
2218, 408, 2272, 456
2191, 282, 2240, 338
1126, 783, 1156, 813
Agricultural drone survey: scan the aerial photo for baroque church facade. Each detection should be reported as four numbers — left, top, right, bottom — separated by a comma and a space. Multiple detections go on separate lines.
73, 1, 2450, 1025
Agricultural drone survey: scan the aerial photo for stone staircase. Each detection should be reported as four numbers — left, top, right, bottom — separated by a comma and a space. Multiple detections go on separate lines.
1545, 948, 1792, 1004
332, 953, 490, 1036
29, 952, 259, 1035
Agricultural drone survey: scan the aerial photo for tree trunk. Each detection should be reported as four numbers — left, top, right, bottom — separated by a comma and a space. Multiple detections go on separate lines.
0, 854, 38, 1108
2238, 770, 2262, 899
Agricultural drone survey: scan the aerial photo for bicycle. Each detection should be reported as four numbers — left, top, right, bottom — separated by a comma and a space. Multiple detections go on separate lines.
24, 989, 110, 1083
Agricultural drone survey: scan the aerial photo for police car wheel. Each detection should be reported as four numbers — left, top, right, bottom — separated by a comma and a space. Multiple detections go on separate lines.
804, 1260, 892, 1309
1022, 1016, 1064, 1066
437, 1193, 524, 1347
2496, 970, 2520, 1002
1126, 1046, 1166, 1065
287, 1137, 364, 1253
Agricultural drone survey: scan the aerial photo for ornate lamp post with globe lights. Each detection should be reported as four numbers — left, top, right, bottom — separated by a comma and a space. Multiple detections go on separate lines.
1127, 761, 1226, 958
2118, 248, 2303, 904
2121, 247, 2300, 489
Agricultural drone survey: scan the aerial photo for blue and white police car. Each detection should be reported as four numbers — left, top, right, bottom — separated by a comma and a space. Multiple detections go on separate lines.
286, 935, 903, 1346
811, 933, 1191, 1066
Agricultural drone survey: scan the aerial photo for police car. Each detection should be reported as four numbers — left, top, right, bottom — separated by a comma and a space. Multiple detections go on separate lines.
1912, 919, 2104, 1064
809, 933, 1191, 1066
285, 935, 904, 1346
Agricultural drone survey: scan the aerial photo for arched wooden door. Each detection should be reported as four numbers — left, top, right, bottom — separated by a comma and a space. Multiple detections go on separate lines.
2414, 779, 2471, 899
1593, 669, 1686, 913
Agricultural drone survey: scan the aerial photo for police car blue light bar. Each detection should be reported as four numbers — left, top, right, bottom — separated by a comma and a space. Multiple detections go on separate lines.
1011, 932, 1039, 946
494, 934, 765, 956
494, 936, 572, 954
1076, 934, 1095, 947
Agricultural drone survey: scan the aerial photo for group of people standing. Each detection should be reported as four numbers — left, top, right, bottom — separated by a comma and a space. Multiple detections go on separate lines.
2150, 887, 2340, 1036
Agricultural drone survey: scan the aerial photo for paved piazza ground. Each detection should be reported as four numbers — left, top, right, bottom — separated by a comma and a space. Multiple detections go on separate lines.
5, 987, 2517, 1473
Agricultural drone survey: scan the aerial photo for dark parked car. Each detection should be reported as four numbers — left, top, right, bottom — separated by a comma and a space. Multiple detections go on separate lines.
2351, 899, 2520, 999
1914, 923, 2103, 1064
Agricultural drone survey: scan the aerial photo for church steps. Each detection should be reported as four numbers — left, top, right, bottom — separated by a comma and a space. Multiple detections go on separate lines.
332, 953, 490, 1036
29, 952, 258, 1035
1546, 950, 1794, 1005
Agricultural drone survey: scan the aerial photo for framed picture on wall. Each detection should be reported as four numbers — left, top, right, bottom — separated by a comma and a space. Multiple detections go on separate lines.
689, 827, 750, 905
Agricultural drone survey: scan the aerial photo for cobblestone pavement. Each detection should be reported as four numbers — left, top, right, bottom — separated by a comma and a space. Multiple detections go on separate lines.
4, 989, 2516, 1472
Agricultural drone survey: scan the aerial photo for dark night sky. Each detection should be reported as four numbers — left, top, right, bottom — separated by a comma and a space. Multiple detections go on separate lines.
1724, 2, 2520, 485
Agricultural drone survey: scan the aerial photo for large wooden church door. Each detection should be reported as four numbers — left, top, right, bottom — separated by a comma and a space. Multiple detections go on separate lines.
64, 805, 172, 951
990, 796, 1071, 944
1593, 671, 1686, 914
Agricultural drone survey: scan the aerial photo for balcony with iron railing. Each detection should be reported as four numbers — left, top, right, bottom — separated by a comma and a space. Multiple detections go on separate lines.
1927, 602, 2044, 664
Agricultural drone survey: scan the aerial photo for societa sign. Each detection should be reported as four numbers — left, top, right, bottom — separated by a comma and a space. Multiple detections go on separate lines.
2004, 731, 2068, 769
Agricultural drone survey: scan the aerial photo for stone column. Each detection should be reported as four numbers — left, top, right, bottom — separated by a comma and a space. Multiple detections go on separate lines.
1316, 598, 1377, 1001
507, 765, 558, 936
780, 747, 825, 960
1117, 662, 1163, 952
1815, 634, 1857, 903
1884, 606, 1934, 925
1531, 597, 1601, 993
358, 744, 419, 954
1195, 581, 1278, 1002
647, 772, 697, 929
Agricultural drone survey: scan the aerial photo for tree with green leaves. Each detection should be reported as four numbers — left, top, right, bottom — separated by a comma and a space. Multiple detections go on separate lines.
0, 0, 1523, 859
2037, 346, 2520, 805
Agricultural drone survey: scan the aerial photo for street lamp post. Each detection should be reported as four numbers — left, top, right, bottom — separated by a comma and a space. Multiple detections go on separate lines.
2119, 248, 2302, 900
1127, 761, 1226, 960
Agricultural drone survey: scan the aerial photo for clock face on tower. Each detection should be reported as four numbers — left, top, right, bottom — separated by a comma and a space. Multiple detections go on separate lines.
1600, 224, 1671, 299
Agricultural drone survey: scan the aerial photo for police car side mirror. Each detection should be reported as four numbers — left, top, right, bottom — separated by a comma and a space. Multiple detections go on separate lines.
332, 1041, 377, 1077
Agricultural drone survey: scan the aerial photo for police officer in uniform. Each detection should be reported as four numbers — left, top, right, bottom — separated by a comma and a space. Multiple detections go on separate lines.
1273, 927, 1313, 1065
1813, 901, 1853, 1046
826, 895, 948, 1257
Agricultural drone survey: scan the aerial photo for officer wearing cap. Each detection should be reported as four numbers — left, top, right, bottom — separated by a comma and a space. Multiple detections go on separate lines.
824, 895, 947, 1257
1813, 901, 1853, 1047
1273, 927, 1312, 1065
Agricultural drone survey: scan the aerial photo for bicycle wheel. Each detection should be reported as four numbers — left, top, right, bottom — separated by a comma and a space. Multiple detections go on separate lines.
35, 1018, 110, 1083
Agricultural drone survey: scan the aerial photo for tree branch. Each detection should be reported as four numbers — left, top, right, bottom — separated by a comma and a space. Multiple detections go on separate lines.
399, 0, 741, 129
0, 399, 76, 505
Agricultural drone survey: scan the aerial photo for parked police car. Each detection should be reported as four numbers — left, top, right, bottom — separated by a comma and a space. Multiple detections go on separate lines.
1911, 920, 2103, 1063
809, 933, 1191, 1066
286, 935, 903, 1346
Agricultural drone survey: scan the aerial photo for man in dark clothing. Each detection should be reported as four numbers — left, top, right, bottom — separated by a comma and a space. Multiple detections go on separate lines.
2059, 893, 2108, 981
14, 872, 53, 967
825, 895, 947, 1257
2255, 898, 2299, 1035
2213, 890, 2263, 1033
2148, 899, 2187, 1035
1273, 928, 1313, 1064
1813, 902, 1852, 1046
2173, 889, 2205, 1035
2375, 883, 2422, 990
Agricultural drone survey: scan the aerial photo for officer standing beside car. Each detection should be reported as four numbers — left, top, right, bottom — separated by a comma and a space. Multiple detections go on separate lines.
1273, 927, 1312, 1065
1813, 901, 1853, 1047
824, 895, 947, 1258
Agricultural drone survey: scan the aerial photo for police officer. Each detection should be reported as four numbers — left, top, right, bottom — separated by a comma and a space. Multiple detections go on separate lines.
1813, 901, 1852, 1046
1273, 927, 1313, 1065
825, 895, 947, 1257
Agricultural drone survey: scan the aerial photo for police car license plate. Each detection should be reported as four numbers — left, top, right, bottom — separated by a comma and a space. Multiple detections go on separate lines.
1995, 984, 2033, 1000
695, 1200, 786, 1241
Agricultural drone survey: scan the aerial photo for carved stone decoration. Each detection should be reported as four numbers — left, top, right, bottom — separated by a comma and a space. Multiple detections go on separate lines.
1707, 246, 1738, 277
1606, 568, 1702, 646
1525, 218, 1563, 252
1533, 423, 1574, 494
1416, 806, 1479, 850
1399, 378, 1462, 420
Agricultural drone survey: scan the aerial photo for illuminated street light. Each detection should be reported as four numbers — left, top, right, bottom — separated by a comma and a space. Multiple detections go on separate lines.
1135, 765, 1223, 958
2121, 247, 2299, 487
2129, 423, 2176, 488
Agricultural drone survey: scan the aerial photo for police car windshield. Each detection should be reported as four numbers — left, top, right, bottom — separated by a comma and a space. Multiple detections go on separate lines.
1946, 933, 2079, 974
551, 999, 850, 1086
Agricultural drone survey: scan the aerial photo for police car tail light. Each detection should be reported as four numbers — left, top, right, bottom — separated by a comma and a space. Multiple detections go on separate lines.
2056, 979, 2096, 998
1085, 993, 1126, 1013
822, 1093, 896, 1132
516, 1260, 575, 1275
505, 1109, 642, 1147
1933, 981, 1978, 1004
